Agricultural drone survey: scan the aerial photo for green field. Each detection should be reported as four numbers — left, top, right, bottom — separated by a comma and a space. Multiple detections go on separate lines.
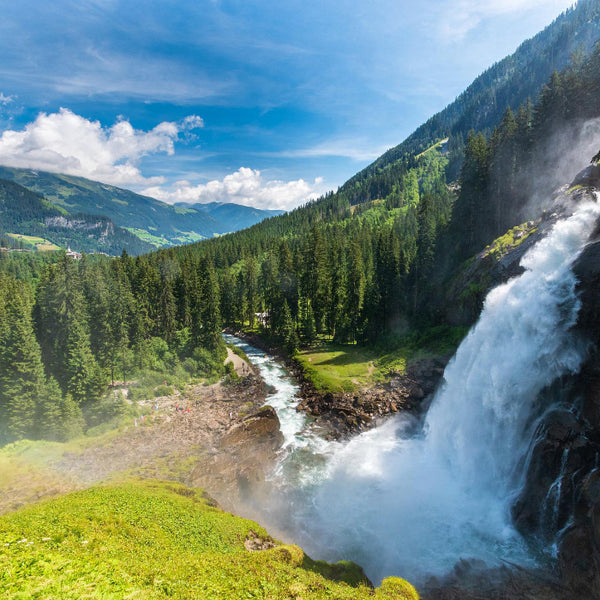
6, 233, 61, 252
297, 344, 378, 392
296, 327, 467, 392
0, 479, 418, 600
124, 227, 172, 247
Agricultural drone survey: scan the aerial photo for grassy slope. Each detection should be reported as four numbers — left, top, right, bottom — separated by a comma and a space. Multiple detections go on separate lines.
5, 234, 61, 251
0, 480, 418, 600
295, 326, 467, 393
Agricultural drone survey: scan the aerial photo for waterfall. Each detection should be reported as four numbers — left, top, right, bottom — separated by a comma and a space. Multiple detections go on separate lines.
277, 199, 600, 584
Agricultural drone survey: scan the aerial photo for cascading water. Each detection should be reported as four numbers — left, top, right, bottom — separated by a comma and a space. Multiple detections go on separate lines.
255, 198, 600, 585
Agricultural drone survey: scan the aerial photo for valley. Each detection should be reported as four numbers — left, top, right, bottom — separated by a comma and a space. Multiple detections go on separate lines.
5, 1, 600, 598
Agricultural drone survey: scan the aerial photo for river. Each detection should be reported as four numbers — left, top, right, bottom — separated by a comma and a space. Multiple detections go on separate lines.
223, 199, 599, 586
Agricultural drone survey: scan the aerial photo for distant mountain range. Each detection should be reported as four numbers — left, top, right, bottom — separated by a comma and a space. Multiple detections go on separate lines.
0, 166, 283, 255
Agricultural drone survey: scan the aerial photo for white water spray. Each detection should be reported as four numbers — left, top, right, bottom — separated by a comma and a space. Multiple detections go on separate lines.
272, 199, 600, 583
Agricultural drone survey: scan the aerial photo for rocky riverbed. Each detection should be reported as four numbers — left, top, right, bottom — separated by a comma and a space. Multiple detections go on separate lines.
228, 329, 450, 439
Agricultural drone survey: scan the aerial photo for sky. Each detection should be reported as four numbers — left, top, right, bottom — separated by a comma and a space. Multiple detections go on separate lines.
0, 0, 577, 210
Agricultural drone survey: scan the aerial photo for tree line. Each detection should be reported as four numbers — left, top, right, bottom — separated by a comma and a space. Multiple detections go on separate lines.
0, 251, 224, 445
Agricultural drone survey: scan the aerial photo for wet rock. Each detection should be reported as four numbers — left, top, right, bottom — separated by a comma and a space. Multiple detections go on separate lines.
558, 525, 600, 599
223, 406, 284, 451
543, 408, 582, 443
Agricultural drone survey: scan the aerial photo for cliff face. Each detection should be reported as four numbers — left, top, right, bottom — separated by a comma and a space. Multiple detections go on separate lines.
513, 231, 600, 598
445, 165, 600, 596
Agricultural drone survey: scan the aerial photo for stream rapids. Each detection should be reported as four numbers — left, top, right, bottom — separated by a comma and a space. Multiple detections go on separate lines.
222, 198, 600, 585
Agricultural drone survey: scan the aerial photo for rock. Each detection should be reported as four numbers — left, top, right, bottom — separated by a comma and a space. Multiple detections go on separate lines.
558, 525, 600, 599
543, 408, 582, 442
295, 354, 449, 439
244, 529, 277, 551
223, 406, 284, 451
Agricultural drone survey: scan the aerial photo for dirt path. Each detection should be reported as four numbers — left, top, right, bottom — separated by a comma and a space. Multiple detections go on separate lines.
225, 347, 251, 376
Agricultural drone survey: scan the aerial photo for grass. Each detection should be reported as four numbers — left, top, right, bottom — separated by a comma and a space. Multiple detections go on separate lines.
123, 227, 172, 248
414, 137, 449, 160
296, 326, 467, 393
173, 231, 206, 244
6, 234, 61, 252
0, 479, 419, 600
296, 344, 377, 392
483, 222, 538, 260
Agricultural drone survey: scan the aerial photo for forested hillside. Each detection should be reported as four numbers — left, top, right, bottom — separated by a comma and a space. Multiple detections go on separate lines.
342, 0, 600, 202
0, 179, 153, 255
0, 166, 283, 249
161, 36, 600, 351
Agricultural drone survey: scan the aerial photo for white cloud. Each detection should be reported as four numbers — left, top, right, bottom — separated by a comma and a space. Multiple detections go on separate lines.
439, 0, 574, 40
0, 108, 201, 186
0, 93, 14, 105
142, 167, 326, 211
181, 115, 204, 130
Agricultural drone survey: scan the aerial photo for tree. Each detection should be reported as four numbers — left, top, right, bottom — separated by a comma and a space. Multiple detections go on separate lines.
196, 256, 223, 352
281, 300, 299, 355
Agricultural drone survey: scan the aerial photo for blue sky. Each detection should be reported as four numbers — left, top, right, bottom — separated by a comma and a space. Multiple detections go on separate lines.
0, 0, 576, 209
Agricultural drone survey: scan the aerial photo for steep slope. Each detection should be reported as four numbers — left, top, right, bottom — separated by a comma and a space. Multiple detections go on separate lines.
341, 0, 600, 204
0, 479, 418, 599
0, 179, 152, 255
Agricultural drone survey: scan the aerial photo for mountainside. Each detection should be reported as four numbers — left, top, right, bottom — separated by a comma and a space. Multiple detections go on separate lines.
0, 178, 153, 255
179, 201, 284, 233
341, 0, 600, 204
0, 167, 281, 250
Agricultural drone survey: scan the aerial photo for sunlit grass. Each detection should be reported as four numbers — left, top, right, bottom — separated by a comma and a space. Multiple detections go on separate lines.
6, 233, 61, 251
296, 326, 467, 392
0, 480, 419, 599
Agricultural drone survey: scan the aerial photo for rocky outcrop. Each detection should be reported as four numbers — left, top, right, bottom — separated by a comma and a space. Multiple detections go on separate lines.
509, 172, 600, 598
190, 402, 284, 511
296, 355, 449, 439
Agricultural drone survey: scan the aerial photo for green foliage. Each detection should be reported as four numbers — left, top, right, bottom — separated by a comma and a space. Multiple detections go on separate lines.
0, 166, 280, 253
484, 222, 538, 259
0, 480, 415, 599
375, 577, 420, 599
154, 384, 174, 397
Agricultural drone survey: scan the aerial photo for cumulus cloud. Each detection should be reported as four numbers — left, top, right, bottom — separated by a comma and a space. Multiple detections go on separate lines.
439, 0, 574, 39
142, 167, 326, 211
181, 115, 204, 130
0, 108, 200, 186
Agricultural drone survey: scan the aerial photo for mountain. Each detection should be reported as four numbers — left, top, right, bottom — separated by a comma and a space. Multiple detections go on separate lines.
157, 0, 600, 347
175, 201, 284, 233
340, 0, 600, 204
0, 178, 153, 255
0, 166, 282, 250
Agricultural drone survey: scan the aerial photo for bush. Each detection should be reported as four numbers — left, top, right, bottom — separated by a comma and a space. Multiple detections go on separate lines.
153, 385, 174, 397
375, 577, 419, 599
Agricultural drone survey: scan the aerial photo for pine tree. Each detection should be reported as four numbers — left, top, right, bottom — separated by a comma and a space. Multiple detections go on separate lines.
0, 280, 48, 441
281, 300, 299, 355
197, 256, 223, 352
